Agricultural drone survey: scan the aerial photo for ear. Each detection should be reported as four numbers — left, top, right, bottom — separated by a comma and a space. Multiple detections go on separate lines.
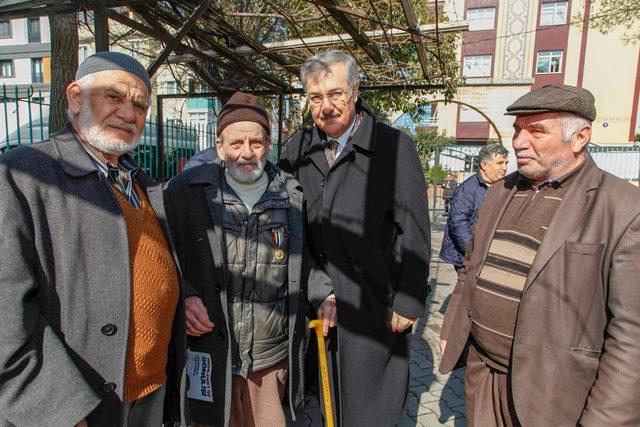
479, 160, 487, 171
572, 124, 591, 154
216, 137, 225, 161
66, 82, 83, 116
352, 82, 359, 103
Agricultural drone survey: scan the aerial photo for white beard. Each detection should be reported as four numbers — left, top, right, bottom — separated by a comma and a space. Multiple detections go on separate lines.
77, 106, 140, 156
225, 155, 267, 183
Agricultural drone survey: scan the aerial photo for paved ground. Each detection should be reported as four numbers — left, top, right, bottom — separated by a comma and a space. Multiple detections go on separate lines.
399, 223, 467, 426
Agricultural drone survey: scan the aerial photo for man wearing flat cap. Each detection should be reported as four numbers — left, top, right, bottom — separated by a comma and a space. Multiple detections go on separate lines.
438, 84, 640, 426
164, 91, 306, 426
0, 51, 186, 426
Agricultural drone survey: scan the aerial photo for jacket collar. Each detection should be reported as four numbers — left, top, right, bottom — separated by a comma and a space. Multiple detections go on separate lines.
304, 98, 378, 155
55, 123, 145, 188
55, 124, 100, 178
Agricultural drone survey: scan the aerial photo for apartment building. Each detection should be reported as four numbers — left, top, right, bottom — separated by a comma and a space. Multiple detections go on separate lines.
426, 0, 640, 146
0, 16, 51, 145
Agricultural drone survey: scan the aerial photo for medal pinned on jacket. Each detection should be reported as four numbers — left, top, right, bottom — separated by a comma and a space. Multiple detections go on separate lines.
272, 227, 286, 260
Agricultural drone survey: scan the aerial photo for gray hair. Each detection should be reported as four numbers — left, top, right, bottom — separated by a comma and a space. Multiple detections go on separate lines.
478, 144, 509, 164
66, 74, 95, 121
558, 112, 591, 143
300, 50, 359, 92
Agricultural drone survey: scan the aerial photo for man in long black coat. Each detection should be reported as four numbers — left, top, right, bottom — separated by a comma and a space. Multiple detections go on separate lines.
278, 50, 431, 426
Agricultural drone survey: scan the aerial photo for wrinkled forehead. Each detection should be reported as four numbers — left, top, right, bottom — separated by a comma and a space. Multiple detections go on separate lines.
220, 121, 269, 142
513, 111, 562, 127
83, 70, 150, 100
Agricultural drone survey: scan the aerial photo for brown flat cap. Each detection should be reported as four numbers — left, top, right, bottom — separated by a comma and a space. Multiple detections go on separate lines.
217, 91, 270, 136
505, 84, 596, 122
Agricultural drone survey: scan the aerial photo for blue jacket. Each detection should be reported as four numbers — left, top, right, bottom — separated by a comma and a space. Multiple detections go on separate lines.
439, 173, 488, 267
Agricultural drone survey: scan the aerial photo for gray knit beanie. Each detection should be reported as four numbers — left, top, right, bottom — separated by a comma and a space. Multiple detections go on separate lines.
76, 51, 152, 93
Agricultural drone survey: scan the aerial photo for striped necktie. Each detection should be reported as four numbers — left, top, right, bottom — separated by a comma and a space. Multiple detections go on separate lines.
324, 139, 339, 168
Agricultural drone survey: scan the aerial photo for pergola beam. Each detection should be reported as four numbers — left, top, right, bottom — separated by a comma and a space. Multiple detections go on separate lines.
0, 0, 147, 19
146, 0, 212, 77
318, 0, 383, 64
400, 0, 431, 79
94, 3, 109, 52
167, 22, 467, 63
203, 8, 299, 76
108, 10, 286, 93
129, 6, 292, 91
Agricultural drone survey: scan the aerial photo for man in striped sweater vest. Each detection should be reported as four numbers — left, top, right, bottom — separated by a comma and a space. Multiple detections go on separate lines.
439, 85, 640, 426
0, 52, 185, 427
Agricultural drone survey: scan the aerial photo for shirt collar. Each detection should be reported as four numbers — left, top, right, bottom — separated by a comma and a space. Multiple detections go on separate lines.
519, 158, 587, 190
72, 126, 140, 179
322, 113, 358, 150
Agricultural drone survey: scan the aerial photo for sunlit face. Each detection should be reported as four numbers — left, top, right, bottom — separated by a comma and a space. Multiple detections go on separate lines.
68, 70, 149, 156
511, 112, 587, 183
480, 154, 509, 184
305, 62, 358, 138
216, 121, 271, 183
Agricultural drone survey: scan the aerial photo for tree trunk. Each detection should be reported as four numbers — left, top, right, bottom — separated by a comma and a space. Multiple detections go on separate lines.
48, 9, 78, 134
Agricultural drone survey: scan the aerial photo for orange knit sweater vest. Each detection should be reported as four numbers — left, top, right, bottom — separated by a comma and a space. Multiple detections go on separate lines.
112, 185, 179, 403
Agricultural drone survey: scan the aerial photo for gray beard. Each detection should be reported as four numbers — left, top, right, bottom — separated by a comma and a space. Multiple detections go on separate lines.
225, 156, 267, 183
77, 107, 140, 156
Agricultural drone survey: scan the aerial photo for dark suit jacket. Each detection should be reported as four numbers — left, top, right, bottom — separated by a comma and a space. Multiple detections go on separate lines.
440, 156, 640, 426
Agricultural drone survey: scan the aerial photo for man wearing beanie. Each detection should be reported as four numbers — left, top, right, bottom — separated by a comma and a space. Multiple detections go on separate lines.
439, 84, 640, 425
0, 51, 186, 426
164, 91, 306, 426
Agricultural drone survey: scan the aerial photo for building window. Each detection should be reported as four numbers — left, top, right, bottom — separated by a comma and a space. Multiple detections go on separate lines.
79, 45, 89, 63
28, 18, 41, 43
32, 58, 43, 83
536, 50, 563, 74
162, 81, 178, 94
467, 7, 496, 31
0, 20, 11, 38
463, 55, 492, 77
540, 1, 568, 26
0, 60, 14, 78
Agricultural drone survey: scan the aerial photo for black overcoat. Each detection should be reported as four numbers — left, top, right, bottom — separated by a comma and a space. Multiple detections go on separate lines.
278, 101, 431, 426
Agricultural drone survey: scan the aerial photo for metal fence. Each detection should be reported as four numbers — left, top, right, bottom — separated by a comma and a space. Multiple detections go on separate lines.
1, 84, 215, 180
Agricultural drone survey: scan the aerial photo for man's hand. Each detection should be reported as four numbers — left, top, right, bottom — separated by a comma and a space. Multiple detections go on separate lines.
439, 339, 447, 356
185, 296, 214, 337
317, 294, 337, 337
391, 311, 417, 333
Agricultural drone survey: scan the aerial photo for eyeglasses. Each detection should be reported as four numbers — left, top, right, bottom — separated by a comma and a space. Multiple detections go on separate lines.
307, 89, 351, 105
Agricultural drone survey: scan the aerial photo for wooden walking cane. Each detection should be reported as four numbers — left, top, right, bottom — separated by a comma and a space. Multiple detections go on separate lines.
308, 319, 335, 427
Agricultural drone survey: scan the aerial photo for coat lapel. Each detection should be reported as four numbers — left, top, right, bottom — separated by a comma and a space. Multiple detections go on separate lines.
523, 157, 602, 293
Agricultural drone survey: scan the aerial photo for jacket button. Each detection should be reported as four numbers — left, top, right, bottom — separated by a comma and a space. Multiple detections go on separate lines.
101, 323, 117, 336
102, 382, 117, 392
321, 179, 325, 188
217, 332, 225, 341
215, 285, 222, 292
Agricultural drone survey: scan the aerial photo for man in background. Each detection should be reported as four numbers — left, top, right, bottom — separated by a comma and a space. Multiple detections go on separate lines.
440, 144, 509, 272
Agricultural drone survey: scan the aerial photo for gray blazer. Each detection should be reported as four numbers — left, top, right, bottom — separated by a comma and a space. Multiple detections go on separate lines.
0, 125, 187, 427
